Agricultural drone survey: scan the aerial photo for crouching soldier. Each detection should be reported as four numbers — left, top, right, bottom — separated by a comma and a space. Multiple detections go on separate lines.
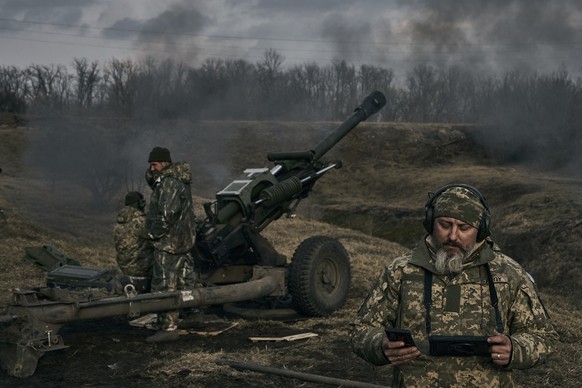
113, 191, 153, 278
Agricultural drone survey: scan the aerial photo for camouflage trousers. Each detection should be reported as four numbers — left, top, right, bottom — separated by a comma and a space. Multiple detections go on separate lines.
151, 250, 195, 330
118, 250, 153, 278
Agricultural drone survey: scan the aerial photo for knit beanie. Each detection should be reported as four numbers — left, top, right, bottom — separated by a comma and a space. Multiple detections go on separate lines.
148, 147, 172, 163
125, 191, 143, 206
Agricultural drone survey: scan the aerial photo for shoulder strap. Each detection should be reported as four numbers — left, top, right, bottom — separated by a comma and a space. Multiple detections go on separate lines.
484, 263, 504, 333
423, 270, 433, 334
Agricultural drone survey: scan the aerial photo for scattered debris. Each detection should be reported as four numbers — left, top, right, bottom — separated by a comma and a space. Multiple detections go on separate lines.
129, 314, 237, 337
128, 313, 158, 329
189, 321, 238, 336
249, 332, 318, 342
107, 363, 118, 371
217, 359, 388, 388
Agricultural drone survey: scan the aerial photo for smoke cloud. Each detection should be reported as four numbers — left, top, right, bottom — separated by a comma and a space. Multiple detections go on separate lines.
103, 1, 209, 63
394, 0, 582, 74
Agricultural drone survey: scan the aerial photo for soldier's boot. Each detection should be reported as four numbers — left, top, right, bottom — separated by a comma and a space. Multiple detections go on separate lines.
178, 308, 205, 330
145, 329, 181, 343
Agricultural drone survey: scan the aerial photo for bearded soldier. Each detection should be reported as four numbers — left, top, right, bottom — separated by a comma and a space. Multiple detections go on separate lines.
349, 184, 558, 387
144, 146, 196, 343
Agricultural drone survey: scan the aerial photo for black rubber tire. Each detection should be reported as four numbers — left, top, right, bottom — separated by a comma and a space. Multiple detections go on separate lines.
288, 236, 351, 317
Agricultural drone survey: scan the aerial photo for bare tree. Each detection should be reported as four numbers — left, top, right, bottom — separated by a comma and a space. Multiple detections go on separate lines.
223, 59, 257, 119
442, 65, 478, 122
405, 64, 443, 122
330, 60, 357, 118
303, 62, 328, 117
0, 66, 28, 113
25, 64, 72, 114
163, 59, 190, 118
256, 49, 285, 118
72, 58, 100, 111
104, 59, 137, 116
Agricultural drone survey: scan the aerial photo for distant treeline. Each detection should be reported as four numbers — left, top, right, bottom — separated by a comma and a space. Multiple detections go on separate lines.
2, 49, 582, 169
0, 49, 579, 122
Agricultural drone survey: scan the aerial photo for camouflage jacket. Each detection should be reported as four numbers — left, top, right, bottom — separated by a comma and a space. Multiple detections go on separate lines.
145, 161, 196, 254
112, 206, 153, 277
349, 236, 558, 387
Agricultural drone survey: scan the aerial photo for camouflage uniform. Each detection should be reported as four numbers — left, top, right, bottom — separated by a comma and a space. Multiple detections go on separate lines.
113, 205, 153, 277
145, 161, 197, 330
349, 237, 558, 387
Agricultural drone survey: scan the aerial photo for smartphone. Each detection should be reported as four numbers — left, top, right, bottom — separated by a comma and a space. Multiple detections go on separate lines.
385, 327, 416, 347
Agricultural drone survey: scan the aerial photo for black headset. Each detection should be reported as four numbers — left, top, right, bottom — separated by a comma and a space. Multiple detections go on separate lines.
423, 183, 491, 242
137, 193, 146, 210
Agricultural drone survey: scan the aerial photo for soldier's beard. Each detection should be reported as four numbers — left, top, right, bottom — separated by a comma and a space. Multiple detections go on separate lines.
434, 240, 468, 275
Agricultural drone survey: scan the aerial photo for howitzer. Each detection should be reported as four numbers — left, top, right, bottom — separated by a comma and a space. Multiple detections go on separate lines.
194, 90, 386, 269
0, 91, 386, 378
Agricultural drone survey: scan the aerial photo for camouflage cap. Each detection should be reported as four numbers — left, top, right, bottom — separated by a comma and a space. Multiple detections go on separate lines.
433, 186, 485, 228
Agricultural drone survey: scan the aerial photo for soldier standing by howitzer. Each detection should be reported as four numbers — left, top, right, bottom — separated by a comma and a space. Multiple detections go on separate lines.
143, 146, 197, 343
349, 184, 558, 387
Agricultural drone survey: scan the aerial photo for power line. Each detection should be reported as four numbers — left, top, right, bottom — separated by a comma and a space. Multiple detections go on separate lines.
2, 23, 579, 60
0, 16, 383, 46
3, 16, 582, 49
0, 25, 400, 56
1, 18, 581, 70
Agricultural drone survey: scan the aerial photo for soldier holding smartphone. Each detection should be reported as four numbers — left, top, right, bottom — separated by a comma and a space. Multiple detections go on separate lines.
349, 184, 558, 387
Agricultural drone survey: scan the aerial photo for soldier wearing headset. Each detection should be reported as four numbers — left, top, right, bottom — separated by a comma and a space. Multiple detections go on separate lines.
349, 183, 558, 387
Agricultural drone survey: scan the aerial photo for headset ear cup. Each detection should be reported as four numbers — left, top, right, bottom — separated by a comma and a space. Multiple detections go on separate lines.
476, 210, 491, 242
137, 193, 146, 210
423, 205, 434, 234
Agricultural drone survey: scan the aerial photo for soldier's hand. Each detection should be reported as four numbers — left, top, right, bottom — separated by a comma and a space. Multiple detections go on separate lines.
488, 333, 512, 366
382, 336, 421, 365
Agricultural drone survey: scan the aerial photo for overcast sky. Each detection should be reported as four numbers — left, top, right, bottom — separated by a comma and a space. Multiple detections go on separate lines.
2, 0, 582, 76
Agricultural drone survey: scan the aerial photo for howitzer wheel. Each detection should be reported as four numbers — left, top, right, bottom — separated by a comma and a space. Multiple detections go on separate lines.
289, 236, 351, 317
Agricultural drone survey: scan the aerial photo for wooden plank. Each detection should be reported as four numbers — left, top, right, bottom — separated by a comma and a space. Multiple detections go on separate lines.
249, 332, 318, 342
189, 321, 239, 336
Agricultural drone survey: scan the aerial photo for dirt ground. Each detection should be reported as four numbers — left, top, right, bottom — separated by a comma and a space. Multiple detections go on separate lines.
1, 120, 582, 387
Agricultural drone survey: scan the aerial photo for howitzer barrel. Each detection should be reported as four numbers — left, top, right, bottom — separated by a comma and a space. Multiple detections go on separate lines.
312, 90, 386, 161
7, 276, 279, 325
267, 91, 386, 163
0, 275, 281, 378
267, 151, 313, 162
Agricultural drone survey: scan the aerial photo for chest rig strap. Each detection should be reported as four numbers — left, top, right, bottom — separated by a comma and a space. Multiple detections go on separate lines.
423, 263, 504, 334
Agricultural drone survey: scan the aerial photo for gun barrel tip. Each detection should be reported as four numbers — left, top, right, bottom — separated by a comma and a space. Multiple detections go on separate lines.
371, 91, 386, 107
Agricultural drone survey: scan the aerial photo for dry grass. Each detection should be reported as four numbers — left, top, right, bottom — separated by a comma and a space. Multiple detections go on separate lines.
1, 120, 582, 387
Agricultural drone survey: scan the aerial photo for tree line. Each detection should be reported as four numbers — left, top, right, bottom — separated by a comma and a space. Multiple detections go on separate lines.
2, 49, 582, 209
1, 49, 579, 125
